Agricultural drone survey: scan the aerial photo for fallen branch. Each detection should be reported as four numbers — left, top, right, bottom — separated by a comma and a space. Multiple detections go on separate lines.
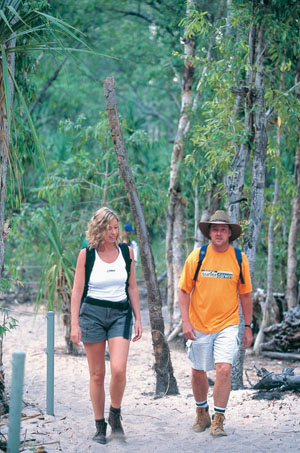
167, 320, 182, 342
261, 351, 300, 361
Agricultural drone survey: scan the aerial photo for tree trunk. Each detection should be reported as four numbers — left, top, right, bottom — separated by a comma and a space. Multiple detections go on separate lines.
232, 3, 267, 389
243, 20, 267, 278
286, 144, 300, 309
166, 0, 195, 330
253, 66, 284, 353
253, 117, 281, 354
286, 55, 300, 309
172, 196, 186, 325
193, 184, 220, 249
58, 271, 78, 355
192, 0, 226, 112
229, 14, 256, 390
104, 77, 178, 397
0, 35, 16, 415
225, 16, 256, 221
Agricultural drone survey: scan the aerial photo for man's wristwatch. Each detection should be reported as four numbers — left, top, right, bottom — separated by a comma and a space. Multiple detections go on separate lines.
245, 323, 253, 329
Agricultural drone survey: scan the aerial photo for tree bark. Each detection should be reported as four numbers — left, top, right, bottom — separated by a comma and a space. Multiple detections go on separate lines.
0, 33, 16, 414
232, 3, 267, 389
172, 196, 186, 324
286, 54, 300, 309
286, 144, 300, 309
193, 184, 220, 249
104, 77, 178, 397
192, 0, 226, 112
243, 20, 267, 278
166, 0, 195, 330
228, 9, 256, 390
225, 18, 256, 222
253, 72, 283, 354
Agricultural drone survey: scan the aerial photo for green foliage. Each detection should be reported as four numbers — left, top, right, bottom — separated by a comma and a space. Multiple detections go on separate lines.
3, 0, 300, 300
8, 110, 170, 298
0, 308, 18, 336
34, 206, 75, 311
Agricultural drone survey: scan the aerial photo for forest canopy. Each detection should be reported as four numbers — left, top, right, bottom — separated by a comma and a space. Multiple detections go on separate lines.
1, 0, 299, 312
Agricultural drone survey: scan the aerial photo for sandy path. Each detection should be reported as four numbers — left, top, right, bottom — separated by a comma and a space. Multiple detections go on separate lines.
1, 302, 299, 452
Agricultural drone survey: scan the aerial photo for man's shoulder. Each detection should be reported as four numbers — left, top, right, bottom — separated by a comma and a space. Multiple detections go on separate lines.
186, 247, 202, 264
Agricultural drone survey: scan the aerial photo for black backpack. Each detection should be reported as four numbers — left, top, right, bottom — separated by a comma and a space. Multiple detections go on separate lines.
193, 243, 244, 284
81, 242, 132, 304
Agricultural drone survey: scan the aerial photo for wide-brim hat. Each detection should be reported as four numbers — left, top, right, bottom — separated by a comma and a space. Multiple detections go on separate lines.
199, 210, 242, 242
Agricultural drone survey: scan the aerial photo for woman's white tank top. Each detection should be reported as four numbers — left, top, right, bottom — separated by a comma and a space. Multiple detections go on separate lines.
87, 247, 127, 302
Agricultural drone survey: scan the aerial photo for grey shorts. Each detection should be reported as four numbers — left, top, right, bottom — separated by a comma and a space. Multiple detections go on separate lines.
186, 325, 239, 371
79, 299, 133, 342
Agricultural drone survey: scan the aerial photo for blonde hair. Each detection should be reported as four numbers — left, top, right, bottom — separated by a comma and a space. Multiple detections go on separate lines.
86, 207, 119, 249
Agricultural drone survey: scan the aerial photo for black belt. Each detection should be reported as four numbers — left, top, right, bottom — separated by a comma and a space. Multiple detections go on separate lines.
84, 296, 129, 309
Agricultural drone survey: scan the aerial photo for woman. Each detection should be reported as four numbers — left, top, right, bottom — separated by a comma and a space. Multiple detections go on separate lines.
71, 207, 142, 444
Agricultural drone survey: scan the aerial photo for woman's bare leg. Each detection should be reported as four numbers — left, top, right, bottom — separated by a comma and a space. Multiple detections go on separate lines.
108, 337, 130, 408
84, 341, 106, 419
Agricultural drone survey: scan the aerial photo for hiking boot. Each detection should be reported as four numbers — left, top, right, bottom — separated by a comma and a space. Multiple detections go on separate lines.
108, 406, 125, 438
193, 407, 211, 432
93, 419, 107, 444
210, 413, 227, 437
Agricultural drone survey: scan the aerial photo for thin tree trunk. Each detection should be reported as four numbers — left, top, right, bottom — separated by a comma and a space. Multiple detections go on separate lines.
253, 110, 281, 354
172, 196, 186, 323
286, 144, 300, 309
104, 77, 178, 397
243, 21, 267, 278
225, 19, 256, 221
166, 0, 195, 330
232, 3, 267, 389
194, 184, 220, 249
228, 11, 256, 390
58, 272, 78, 355
0, 34, 16, 414
192, 0, 226, 111
168, 0, 226, 337
286, 55, 300, 309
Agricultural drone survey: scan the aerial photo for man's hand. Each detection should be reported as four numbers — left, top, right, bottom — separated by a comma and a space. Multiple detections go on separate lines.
182, 320, 197, 340
242, 327, 253, 349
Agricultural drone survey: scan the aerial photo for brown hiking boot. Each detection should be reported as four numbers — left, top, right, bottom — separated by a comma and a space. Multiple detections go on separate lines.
193, 407, 211, 432
210, 413, 227, 437
108, 406, 125, 438
93, 419, 107, 444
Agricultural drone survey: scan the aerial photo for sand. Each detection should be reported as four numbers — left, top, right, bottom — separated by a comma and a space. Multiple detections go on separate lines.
1, 300, 299, 452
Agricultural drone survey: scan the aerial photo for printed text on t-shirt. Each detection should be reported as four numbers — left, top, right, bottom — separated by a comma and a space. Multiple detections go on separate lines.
201, 270, 233, 279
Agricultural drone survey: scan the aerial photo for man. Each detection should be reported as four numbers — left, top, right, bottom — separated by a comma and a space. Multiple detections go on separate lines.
122, 223, 139, 273
178, 210, 253, 437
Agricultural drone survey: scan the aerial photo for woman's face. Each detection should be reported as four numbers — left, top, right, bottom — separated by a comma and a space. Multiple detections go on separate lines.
103, 217, 119, 244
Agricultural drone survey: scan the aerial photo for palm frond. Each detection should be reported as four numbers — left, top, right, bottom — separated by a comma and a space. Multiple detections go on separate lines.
1, 46, 11, 128
7, 64, 46, 169
0, 9, 14, 34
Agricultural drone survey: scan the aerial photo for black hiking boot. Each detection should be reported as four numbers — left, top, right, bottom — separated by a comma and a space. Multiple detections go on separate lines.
108, 406, 125, 438
93, 419, 107, 444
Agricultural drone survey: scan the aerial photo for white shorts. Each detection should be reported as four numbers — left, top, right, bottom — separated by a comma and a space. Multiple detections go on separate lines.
186, 325, 239, 372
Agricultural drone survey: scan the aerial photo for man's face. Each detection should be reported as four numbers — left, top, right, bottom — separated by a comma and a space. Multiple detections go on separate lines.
209, 224, 231, 249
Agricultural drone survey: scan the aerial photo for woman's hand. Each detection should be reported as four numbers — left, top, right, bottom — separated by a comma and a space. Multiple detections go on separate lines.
132, 319, 142, 342
71, 323, 82, 347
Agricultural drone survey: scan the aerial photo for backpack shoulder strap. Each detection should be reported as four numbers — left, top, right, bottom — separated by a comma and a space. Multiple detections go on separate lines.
193, 244, 208, 282
119, 242, 132, 297
234, 247, 244, 284
81, 247, 96, 303
119, 242, 132, 275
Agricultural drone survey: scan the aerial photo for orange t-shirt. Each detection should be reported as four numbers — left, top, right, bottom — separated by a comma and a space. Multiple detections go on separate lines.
178, 244, 252, 333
